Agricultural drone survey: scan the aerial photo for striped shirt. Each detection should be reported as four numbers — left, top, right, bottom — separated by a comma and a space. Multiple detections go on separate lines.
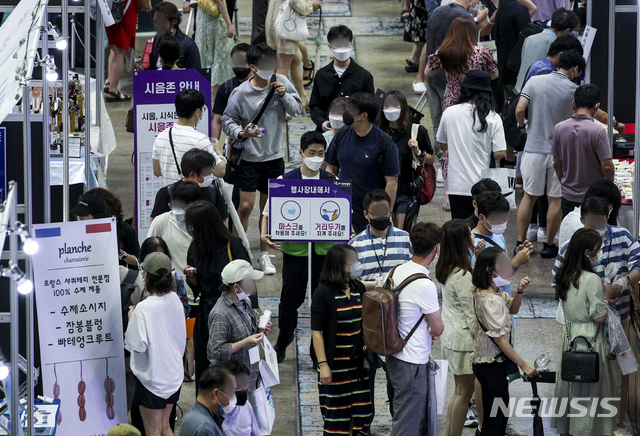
349, 224, 413, 281
151, 124, 222, 186
552, 225, 640, 320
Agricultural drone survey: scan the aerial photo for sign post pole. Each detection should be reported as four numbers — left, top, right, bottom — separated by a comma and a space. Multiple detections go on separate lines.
308, 242, 312, 308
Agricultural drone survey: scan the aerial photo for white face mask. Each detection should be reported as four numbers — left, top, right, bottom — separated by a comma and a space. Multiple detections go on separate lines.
198, 174, 214, 188
172, 207, 186, 222
255, 69, 273, 81
219, 391, 237, 416
493, 274, 510, 288
331, 47, 352, 62
383, 107, 402, 122
303, 156, 324, 172
329, 113, 345, 129
484, 220, 507, 235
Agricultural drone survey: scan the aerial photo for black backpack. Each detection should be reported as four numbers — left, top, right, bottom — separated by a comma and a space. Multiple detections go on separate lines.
506, 20, 549, 74
501, 69, 553, 152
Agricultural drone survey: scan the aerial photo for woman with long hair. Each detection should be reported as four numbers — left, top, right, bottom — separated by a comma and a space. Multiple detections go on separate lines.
552, 228, 615, 436
472, 247, 537, 435
435, 70, 506, 219
125, 252, 186, 436
377, 90, 434, 230
435, 220, 477, 436
158, 35, 181, 70
183, 201, 256, 386
311, 244, 372, 436
425, 17, 499, 212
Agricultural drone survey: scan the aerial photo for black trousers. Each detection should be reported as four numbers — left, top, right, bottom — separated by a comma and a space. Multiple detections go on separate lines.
531, 195, 549, 228
449, 195, 475, 220
275, 251, 325, 350
251, 0, 269, 44
562, 197, 582, 219
473, 361, 509, 435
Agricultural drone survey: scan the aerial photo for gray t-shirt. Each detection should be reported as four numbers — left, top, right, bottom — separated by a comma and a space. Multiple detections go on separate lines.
520, 71, 577, 155
426, 3, 474, 89
221, 74, 303, 162
179, 402, 225, 436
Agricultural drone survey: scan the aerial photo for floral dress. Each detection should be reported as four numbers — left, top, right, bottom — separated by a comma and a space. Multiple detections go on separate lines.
427, 45, 498, 177
195, 8, 234, 86
403, 0, 428, 43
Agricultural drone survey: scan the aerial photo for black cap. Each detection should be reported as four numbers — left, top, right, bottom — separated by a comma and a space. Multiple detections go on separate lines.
71, 193, 107, 217
460, 70, 493, 93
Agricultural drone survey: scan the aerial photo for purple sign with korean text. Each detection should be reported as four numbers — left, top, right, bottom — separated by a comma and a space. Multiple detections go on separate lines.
268, 178, 352, 243
133, 69, 211, 244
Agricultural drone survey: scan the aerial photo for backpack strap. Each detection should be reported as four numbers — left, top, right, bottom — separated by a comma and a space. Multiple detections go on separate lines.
123, 268, 138, 286
376, 133, 393, 181
384, 267, 430, 343
473, 233, 503, 250
330, 125, 351, 172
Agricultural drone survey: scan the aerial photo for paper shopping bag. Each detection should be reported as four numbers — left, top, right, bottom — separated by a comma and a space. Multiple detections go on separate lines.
435, 359, 448, 415
249, 381, 276, 435
259, 337, 280, 387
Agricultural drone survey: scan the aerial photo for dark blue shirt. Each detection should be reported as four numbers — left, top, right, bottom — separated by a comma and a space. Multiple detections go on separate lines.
325, 124, 400, 231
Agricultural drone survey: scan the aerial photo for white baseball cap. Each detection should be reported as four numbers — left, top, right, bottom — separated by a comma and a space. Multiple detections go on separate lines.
221, 259, 264, 285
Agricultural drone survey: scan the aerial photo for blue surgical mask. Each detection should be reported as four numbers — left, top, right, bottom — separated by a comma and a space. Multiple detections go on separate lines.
592, 251, 603, 267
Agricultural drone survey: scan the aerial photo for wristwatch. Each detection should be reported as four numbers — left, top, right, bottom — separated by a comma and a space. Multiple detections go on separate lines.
518, 124, 526, 130
120, 252, 128, 261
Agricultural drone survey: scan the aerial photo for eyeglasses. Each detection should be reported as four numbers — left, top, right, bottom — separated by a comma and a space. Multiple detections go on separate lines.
366, 211, 390, 219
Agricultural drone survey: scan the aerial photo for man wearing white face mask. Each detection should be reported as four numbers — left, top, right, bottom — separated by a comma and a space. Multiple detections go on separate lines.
151, 148, 230, 226
180, 366, 237, 436
222, 43, 303, 275
152, 89, 226, 187
259, 131, 337, 363
472, 191, 533, 301
149, 181, 201, 306
208, 260, 271, 390
309, 25, 375, 132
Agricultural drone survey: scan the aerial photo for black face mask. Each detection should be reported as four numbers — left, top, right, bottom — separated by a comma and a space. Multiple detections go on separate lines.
236, 389, 248, 406
342, 111, 355, 126
370, 216, 390, 231
233, 67, 252, 80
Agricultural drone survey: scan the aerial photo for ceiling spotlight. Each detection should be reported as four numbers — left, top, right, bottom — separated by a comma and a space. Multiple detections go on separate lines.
2, 264, 33, 295
45, 64, 58, 82
15, 222, 39, 255
48, 23, 67, 50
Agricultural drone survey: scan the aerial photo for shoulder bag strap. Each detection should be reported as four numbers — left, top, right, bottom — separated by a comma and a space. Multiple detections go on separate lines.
250, 75, 278, 125
473, 232, 503, 250
473, 293, 514, 353
227, 241, 233, 262
329, 125, 350, 172
560, 300, 599, 352
168, 127, 182, 176
123, 268, 138, 286
411, 123, 421, 170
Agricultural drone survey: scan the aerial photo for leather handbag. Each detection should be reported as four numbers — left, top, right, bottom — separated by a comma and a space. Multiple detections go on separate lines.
197, 0, 220, 16
409, 124, 437, 206
561, 302, 600, 383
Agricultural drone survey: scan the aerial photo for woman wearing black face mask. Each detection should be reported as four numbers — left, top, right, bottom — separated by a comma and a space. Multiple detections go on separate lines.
220, 360, 261, 436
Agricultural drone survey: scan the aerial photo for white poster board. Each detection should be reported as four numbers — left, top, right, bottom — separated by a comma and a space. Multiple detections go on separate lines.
31, 218, 127, 436
581, 25, 597, 61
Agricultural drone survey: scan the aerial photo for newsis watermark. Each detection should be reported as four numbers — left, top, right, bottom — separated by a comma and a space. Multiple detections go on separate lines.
490, 397, 620, 418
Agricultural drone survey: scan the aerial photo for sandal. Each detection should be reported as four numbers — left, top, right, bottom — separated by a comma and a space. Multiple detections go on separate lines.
442, 203, 451, 212
303, 60, 315, 87
103, 82, 110, 93
401, 9, 410, 23
104, 90, 131, 102
405, 60, 419, 73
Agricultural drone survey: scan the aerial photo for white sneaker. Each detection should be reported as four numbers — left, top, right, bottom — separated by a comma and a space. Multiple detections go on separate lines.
258, 254, 276, 275
436, 168, 444, 186
537, 227, 547, 243
526, 224, 539, 242
464, 409, 479, 427
614, 424, 633, 436
412, 80, 427, 95
504, 421, 526, 436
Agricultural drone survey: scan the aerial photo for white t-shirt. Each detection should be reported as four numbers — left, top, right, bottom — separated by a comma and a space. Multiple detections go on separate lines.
391, 261, 440, 364
436, 103, 507, 196
559, 206, 583, 249
262, 172, 320, 216
334, 65, 347, 78
124, 292, 186, 398
147, 212, 194, 302
151, 124, 221, 186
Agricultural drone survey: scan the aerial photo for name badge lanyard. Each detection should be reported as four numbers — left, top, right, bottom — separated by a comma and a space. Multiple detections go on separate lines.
370, 231, 389, 278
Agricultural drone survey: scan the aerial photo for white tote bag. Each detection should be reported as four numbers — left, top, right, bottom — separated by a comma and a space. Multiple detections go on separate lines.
480, 167, 517, 210
434, 359, 448, 415
275, 0, 310, 41
249, 381, 276, 435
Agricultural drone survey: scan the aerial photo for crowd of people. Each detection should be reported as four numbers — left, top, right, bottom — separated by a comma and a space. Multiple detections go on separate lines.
86, 0, 640, 435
